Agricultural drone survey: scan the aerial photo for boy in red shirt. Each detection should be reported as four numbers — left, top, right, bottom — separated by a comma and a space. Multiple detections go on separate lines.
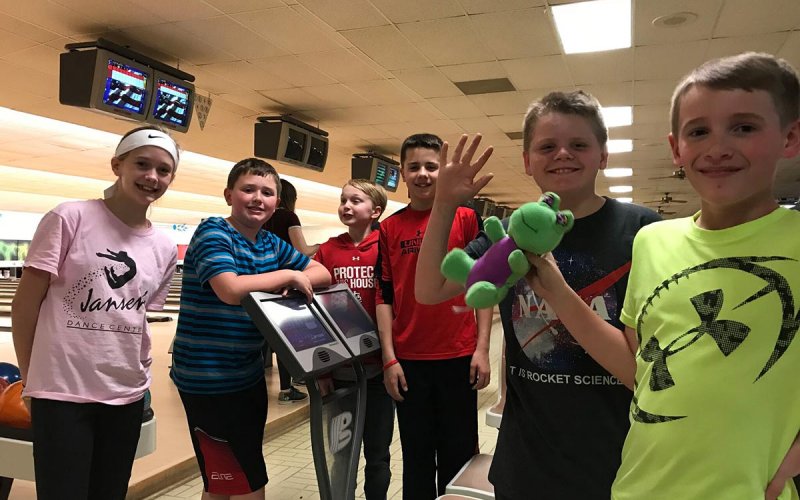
377, 133, 493, 499
314, 179, 393, 500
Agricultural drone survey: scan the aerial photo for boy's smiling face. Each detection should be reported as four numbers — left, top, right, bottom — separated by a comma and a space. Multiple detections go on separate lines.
224, 173, 279, 230
401, 147, 440, 206
670, 86, 800, 214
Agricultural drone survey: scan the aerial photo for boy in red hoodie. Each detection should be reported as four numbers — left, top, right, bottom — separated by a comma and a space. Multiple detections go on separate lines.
314, 178, 393, 500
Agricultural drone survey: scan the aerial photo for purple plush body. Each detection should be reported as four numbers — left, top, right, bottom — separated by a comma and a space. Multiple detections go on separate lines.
466, 236, 518, 289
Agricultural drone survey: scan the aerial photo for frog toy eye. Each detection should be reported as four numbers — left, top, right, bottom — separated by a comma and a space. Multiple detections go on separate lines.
556, 212, 569, 226
540, 193, 555, 208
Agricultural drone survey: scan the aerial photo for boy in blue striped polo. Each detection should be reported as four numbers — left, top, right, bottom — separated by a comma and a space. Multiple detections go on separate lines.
171, 158, 331, 498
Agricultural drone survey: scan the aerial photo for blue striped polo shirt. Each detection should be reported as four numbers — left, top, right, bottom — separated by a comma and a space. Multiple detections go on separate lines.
170, 217, 309, 394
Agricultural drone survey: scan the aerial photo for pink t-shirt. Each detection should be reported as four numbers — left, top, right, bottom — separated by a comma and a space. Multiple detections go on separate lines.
23, 200, 177, 405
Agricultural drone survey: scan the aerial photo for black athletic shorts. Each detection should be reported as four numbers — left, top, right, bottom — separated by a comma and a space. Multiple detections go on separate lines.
178, 378, 269, 495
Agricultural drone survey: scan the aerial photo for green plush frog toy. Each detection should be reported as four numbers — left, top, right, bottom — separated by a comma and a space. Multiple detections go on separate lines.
441, 192, 574, 309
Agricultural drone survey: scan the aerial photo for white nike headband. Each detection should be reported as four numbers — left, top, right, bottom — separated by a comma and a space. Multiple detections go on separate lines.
114, 129, 180, 167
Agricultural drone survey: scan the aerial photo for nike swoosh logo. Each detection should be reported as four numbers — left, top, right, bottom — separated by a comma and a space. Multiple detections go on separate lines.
148, 134, 160, 139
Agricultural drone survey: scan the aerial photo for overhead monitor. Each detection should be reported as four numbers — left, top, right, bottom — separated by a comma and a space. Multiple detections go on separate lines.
313, 284, 380, 358
147, 70, 195, 133
242, 292, 352, 380
351, 154, 400, 193
60, 48, 152, 121
385, 165, 400, 191
254, 117, 329, 171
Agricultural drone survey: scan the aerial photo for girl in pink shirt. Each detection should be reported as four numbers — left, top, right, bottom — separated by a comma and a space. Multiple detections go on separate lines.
11, 125, 179, 500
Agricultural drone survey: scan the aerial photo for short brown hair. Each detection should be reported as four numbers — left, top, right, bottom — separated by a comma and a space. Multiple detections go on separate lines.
670, 52, 800, 136
345, 179, 388, 218
226, 158, 280, 195
523, 90, 608, 153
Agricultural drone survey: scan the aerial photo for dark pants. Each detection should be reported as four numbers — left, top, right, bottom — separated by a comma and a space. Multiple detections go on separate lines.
262, 343, 293, 390
336, 374, 395, 500
395, 356, 478, 500
31, 397, 145, 500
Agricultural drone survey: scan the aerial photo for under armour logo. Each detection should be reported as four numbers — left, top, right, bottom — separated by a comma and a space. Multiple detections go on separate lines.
415, 229, 422, 237
352, 256, 360, 261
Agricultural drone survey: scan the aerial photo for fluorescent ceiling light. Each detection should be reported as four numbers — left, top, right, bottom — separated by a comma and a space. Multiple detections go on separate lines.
615, 197, 633, 203
603, 167, 633, 177
607, 139, 633, 153
601, 106, 632, 128
609, 185, 633, 193
552, 0, 631, 54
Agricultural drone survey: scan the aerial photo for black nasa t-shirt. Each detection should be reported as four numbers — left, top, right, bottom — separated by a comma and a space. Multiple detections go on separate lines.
465, 197, 660, 500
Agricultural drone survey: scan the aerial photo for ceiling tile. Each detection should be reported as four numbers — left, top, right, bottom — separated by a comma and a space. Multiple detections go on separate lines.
116, 23, 236, 65
634, 42, 707, 81
566, 49, 634, 85
633, 79, 678, 105
634, 0, 721, 46
0, 28, 41, 56
202, 0, 284, 14
397, 17, 495, 66
344, 80, 417, 105
175, 16, 288, 60
470, 8, 560, 60
438, 61, 507, 82
202, 61, 291, 91
380, 101, 447, 122
215, 91, 282, 114
428, 96, 486, 119
0, 13, 61, 43
633, 104, 671, 124
252, 55, 337, 87
341, 25, 431, 70
232, 6, 341, 54
489, 114, 526, 133
302, 84, 371, 108
459, 0, 545, 15
126, 0, 221, 22
52, 0, 167, 28
705, 33, 790, 61
259, 87, 329, 111
502, 55, 572, 89
1, 43, 61, 76
369, 0, 464, 23
715, 0, 800, 37
468, 91, 531, 116
0, 1, 101, 37
391, 68, 461, 98
577, 82, 633, 106
295, 0, 389, 30
777, 31, 800, 71
297, 49, 385, 83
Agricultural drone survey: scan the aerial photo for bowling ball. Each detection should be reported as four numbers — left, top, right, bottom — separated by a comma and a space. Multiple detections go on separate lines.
0, 381, 31, 429
0, 362, 21, 384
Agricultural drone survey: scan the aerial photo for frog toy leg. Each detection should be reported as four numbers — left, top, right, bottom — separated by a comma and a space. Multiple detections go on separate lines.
465, 280, 509, 309
441, 248, 475, 285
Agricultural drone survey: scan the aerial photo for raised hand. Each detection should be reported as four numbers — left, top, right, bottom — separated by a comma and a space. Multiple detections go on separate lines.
436, 134, 495, 207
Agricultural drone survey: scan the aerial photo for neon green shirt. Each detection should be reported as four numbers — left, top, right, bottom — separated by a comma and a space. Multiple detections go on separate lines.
617, 208, 800, 500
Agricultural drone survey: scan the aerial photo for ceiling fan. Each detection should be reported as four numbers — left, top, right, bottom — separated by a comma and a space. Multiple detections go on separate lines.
649, 166, 686, 180
645, 192, 688, 204
656, 205, 677, 216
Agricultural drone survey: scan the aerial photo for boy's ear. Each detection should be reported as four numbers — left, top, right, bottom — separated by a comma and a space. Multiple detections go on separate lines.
598, 147, 608, 170
782, 120, 800, 159
223, 187, 232, 206
522, 151, 534, 177
371, 204, 383, 220
667, 133, 682, 166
